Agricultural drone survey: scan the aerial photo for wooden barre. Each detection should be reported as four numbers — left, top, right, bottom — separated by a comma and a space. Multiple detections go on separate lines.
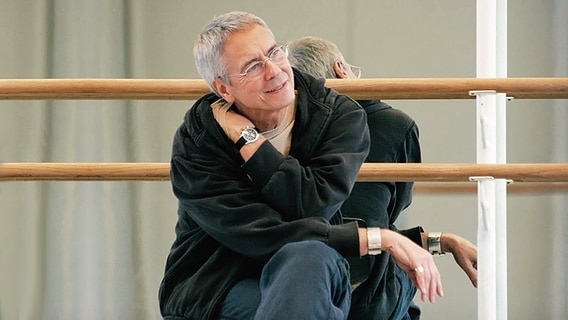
1, 78, 568, 100
2, 163, 568, 182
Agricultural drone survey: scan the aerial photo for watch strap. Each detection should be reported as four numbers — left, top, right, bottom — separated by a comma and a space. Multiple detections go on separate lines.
235, 136, 247, 150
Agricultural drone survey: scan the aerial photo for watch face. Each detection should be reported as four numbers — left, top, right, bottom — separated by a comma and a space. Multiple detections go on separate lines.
242, 127, 258, 142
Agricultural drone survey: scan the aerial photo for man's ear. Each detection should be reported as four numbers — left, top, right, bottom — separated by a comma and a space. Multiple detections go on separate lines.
212, 78, 235, 103
333, 61, 348, 79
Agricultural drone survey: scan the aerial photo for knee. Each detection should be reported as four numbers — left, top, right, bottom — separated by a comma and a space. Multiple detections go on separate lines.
274, 240, 348, 272
279, 240, 334, 256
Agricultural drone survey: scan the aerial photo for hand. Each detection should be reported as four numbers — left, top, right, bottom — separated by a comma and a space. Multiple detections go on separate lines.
211, 101, 265, 161
211, 100, 254, 142
442, 233, 478, 288
382, 229, 444, 303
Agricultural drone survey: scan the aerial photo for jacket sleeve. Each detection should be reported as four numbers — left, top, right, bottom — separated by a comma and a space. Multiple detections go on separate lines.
398, 226, 425, 247
341, 115, 423, 245
391, 120, 421, 224
390, 120, 423, 245
243, 94, 370, 222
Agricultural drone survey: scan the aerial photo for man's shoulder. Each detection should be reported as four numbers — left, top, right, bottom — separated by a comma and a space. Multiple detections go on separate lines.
362, 100, 416, 127
294, 69, 360, 117
293, 68, 331, 100
172, 92, 221, 152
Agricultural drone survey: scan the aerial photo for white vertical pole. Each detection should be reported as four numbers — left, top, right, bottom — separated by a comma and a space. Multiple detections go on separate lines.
471, 91, 498, 320
495, 1, 508, 319
476, 0, 507, 319
471, 175, 497, 320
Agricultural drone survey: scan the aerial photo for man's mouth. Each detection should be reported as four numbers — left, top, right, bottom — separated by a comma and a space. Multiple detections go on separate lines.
266, 81, 286, 93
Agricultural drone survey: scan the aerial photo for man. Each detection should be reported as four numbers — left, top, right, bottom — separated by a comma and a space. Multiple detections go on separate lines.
288, 36, 478, 320
159, 12, 442, 320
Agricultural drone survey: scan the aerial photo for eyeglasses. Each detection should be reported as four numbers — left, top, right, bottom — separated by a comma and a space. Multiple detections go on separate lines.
226, 44, 289, 80
350, 65, 362, 79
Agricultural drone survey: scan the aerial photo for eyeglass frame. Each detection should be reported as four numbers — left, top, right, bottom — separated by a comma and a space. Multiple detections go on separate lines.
349, 64, 362, 79
224, 44, 289, 80
338, 60, 362, 79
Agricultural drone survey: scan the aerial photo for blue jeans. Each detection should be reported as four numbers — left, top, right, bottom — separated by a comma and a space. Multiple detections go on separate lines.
348, 263, 420, 320
390, 264, 420, 320
219, 240, 352, 320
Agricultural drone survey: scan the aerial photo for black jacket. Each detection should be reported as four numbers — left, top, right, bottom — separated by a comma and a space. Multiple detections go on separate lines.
342, 100, 423, 320
159, 69, 370, 319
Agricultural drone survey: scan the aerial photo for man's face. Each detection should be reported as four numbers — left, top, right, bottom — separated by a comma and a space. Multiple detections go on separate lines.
213, 24, 295, 115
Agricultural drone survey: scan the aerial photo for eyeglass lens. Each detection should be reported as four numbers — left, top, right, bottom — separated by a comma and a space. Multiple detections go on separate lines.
241, 45, 288, 78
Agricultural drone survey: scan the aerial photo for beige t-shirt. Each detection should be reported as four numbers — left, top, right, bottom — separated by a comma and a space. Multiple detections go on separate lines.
261, 99, 296, 156
211, 98, 297, 156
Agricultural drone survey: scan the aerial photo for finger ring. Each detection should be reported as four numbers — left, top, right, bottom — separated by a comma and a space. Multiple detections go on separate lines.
414, 266, 424, 273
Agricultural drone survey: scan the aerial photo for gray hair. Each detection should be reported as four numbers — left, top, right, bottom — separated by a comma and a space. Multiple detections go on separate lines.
287, 36, 345, 79
194, 11, 274, 95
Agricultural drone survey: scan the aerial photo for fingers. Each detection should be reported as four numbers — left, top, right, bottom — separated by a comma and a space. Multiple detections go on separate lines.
465, 263, 478, 288
413, 263, 443, 303
453, 250, 478, 288
427, 265, 443, 303
447, 236, 478, 289
387, 232, 444, 303
460, 256, 478, 288
412, 265, 428, 301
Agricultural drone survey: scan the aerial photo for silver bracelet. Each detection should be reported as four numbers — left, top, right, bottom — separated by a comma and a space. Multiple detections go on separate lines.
367, 227, 382, 255
427, 232, 445, 255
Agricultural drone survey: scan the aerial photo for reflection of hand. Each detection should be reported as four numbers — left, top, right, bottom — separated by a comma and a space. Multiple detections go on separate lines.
442, 233, 478, 288
382, 229, 444, 303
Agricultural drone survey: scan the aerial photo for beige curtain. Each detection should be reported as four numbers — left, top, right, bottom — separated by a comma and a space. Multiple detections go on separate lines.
1, 1, 179, 318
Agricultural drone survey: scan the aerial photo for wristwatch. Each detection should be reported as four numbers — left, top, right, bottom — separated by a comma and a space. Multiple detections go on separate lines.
235, 126, 259, 150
